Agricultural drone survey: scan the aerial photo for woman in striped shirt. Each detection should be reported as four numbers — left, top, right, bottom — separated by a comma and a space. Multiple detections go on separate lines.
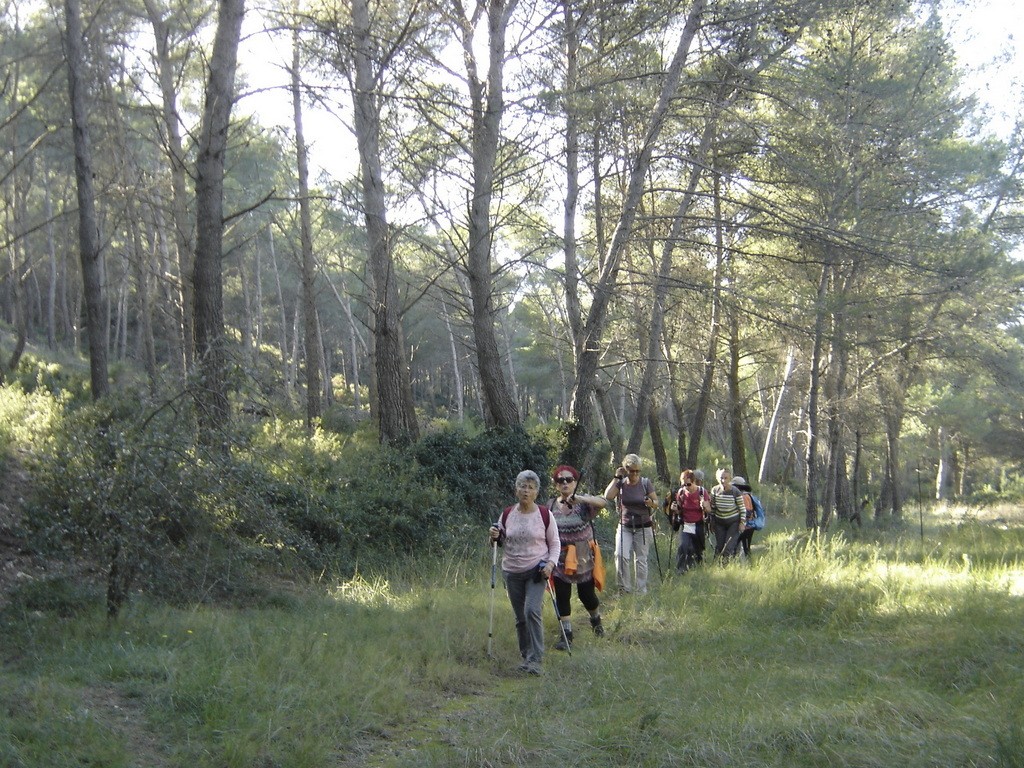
709, 467, 744, 561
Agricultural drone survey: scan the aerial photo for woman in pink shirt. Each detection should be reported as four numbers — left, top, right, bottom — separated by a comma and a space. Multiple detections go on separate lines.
489, 470, 561, 675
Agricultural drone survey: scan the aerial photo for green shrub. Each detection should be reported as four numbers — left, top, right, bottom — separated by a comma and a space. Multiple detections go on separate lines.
0, 382, 67, 453
411, 426, 553, 523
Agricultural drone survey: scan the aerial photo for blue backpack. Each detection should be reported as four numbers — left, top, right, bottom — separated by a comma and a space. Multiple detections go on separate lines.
746, 494, 766, 530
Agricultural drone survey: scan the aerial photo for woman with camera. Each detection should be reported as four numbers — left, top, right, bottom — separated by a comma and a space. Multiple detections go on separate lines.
489, 470, 561, 675
604, 454, 658, 594
546, 464, 608, 650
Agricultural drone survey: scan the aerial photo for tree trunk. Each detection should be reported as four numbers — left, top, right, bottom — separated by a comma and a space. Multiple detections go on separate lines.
648, 405, 670, 486
63, 0, 109, 399
351, 0, 419, 444
442, 301, 464, 421
728, 306, 747, 480
595, 382, 623, 463
291, 20, 323, 431
804, 261, 831, 530
561, 0, 582, 345
45, 169, 58, 349
666, 351, 687, 475
936, 425, 949, 500
145, 0, 194, 379
131, 212, 158, 392
687, 166, 726, 468
568, 0, 706, 467
269, 225, 293, 405
462, 0, 521, 429
759, 347, 796, 484
192, 0, 245, 443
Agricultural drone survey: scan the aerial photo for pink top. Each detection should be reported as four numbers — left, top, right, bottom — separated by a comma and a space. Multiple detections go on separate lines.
499, 504, 561, 574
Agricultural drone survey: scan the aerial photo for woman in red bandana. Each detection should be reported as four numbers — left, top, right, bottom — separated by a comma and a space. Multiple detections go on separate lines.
547, 464, 608, 650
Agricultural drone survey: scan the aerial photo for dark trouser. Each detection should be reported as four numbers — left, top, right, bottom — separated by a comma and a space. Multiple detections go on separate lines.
553, 575, 599, 617
675, 521, 706, 572
711, 515, 741, 561
503, 569, 546, 664
738, 527, 754, 556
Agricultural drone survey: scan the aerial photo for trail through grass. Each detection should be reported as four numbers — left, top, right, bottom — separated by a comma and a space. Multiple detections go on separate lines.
3, 510, 1024, 767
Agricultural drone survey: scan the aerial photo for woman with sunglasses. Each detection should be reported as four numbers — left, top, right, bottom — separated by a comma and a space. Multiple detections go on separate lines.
671, 469, 711, 572
547, 465, 608, 650
604, 454, 658, 594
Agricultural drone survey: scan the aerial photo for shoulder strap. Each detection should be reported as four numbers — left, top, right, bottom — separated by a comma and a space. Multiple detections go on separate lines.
503, 504, 550, 528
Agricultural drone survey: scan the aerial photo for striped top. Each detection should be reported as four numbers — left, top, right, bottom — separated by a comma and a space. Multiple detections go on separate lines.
709, 485, 743, 520
548, 496, 600, 583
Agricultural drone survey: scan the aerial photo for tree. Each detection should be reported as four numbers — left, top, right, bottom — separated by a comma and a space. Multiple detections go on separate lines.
452, 0, 523, 429
62, 0, 108, 398
290, 12, 324, 431
192, 0, 245, 442
565, 0, 706, 469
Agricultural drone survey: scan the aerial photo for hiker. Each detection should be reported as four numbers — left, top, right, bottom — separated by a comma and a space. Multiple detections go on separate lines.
547, 464, 608, 650
732, 476, 765, 558
604, 454, 658, 594
709, 467, 743, 561
671, 468, 710, 573
489, 470, 561, 676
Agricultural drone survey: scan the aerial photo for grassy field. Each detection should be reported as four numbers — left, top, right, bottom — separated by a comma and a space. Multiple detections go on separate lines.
2, 507, 1023, 767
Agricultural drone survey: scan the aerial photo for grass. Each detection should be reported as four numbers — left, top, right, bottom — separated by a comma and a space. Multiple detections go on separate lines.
2, 509, 1024, 767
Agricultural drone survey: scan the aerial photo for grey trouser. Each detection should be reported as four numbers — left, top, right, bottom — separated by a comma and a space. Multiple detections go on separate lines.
615, 524, 651, 593
504, 569, 547, 664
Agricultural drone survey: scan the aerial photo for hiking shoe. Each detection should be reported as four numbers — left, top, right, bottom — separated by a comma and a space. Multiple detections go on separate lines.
525, 662, 543, 676
590, 616, 604, 637
554, 629, 573, 651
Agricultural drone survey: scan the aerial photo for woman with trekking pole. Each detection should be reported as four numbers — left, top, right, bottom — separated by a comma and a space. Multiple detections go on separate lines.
670, 468, 711, 573
546, 464, 608, 651
489, 470, 561, 676
709, 467, 743, 561
604, 454, 658, 595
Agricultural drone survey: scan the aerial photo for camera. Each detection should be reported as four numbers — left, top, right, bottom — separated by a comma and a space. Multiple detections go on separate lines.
533, 561, 548, 583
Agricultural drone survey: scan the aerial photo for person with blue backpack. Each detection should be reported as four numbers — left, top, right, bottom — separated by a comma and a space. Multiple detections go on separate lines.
732, 476, 765, 558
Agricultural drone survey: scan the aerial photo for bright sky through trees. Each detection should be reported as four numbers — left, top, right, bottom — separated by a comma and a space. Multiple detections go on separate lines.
236, 1, 1023, 183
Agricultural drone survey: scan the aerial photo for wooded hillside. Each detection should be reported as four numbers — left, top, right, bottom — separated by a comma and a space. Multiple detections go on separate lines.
1, 0, 1022, 530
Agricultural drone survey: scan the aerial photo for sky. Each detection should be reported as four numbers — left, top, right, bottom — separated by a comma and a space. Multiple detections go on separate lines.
235, 1, 1024, 183
941, 0, 1022, 140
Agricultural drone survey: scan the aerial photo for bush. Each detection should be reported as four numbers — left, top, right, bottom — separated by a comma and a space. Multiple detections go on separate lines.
411, 426, 554, 524
17, 392, 557, 608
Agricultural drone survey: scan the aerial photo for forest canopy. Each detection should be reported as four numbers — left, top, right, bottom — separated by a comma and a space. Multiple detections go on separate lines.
1, 0, 1023, 536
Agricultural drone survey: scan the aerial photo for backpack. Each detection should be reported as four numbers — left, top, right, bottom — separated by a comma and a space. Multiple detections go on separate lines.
746, 494, 766, 530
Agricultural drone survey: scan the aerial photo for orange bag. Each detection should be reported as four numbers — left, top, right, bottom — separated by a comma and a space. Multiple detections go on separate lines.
590, 540, 605, 592
563, 544, 578, 575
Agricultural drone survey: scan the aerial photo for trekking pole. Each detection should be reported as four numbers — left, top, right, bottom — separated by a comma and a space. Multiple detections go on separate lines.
546, 575, 572, 657
487, 538, 498, 658
648, 525, 664, 582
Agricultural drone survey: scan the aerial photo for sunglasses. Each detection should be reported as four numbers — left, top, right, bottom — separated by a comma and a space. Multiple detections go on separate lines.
555, 476, 575, 484
684, 481, 694, 486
